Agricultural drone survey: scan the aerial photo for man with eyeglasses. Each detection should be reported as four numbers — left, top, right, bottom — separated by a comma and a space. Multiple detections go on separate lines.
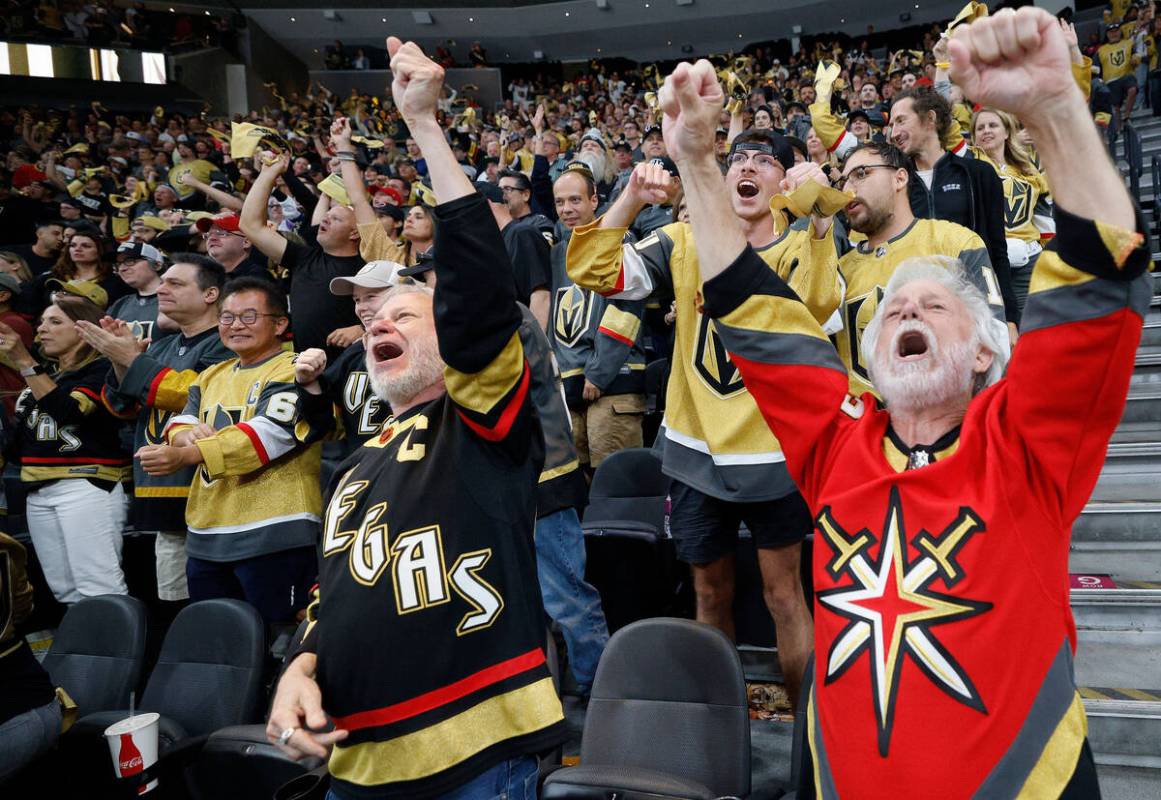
834, 142, 1005, 399
133, 277, 326, 626
88, 254, 231, 624
194, 213, 270, 280
108, 241, 166, 343
566, 127, 843, 708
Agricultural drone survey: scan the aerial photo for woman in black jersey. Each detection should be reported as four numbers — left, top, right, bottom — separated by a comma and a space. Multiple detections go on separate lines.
0, 293, 131, 604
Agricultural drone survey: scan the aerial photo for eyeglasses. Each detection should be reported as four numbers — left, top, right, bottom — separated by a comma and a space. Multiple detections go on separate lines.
218, 310, 282, 326
202, 229, 243, 239
835, 164, 896, 191
115, 258, 147, 270
726, 152, 782, 171
499, 185, 526, 194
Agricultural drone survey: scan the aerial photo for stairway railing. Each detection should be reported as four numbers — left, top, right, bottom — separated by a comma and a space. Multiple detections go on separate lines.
1153, 155, 1161, 227
1124, 122, 1144, 203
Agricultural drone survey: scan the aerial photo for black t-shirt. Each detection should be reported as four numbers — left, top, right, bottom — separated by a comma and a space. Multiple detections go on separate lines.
501, 220, 551, 306
0, 196, 56, 246
279, 239, 363, 358
223, 252, 273, 282
7, 244, 58, 276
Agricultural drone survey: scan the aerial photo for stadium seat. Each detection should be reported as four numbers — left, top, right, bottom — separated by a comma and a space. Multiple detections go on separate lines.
61, 599, 267, 796
580, 448, 683, 631
781, 653, 816, 800
541, 617, 750, 800
581, 447, 669, 542
42, 594, 147, 716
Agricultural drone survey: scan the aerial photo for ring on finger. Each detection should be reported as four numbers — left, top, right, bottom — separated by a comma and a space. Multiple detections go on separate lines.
277, 727, 297, 746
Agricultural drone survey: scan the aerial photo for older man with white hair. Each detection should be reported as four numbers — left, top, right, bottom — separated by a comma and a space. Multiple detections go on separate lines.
266, 35, 565, 800
659, 7, 1151, 798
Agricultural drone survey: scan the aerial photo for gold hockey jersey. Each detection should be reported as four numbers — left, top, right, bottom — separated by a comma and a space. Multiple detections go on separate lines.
567, 217, 842, 502
838, 218, 1004, 397
164, 350, 325, 562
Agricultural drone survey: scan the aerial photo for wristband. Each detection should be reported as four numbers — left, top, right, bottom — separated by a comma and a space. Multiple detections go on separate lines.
335, 151, 357, 162
20, 364, 45, 378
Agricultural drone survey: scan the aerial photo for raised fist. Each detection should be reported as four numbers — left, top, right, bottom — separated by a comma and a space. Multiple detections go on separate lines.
386, 37, 445, 125
948, 7, 1079, 120
294, 348, 328, 388
627, 161, 676, 207
657, 60, 723, 166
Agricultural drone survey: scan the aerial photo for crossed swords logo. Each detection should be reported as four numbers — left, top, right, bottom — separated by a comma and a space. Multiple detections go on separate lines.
816, 487, 993, 756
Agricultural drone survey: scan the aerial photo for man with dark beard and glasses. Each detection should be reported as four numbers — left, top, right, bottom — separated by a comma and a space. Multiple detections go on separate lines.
834, 141, 1007, 398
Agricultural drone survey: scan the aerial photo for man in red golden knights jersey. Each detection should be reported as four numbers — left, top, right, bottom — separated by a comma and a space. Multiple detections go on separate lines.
656, 8, 1149, 798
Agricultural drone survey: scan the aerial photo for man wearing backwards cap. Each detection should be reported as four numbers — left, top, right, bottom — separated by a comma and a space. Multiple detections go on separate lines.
293, 260, 409, 457
566, 127, 843, 707
109, 241, 166, 342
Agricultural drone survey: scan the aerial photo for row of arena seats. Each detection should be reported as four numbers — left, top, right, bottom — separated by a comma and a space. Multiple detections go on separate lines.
15, 446, 812, 797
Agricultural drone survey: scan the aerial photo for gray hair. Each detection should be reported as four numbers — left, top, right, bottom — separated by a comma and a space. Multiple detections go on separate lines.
383, 283, 435, 301
862, 256, 1010, 393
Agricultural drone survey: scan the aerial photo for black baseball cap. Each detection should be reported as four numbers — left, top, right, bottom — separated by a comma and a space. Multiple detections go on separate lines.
643, 124, 664, 139
612, 140, 633, 152
847, 109, 871, 126
649, 156, 680, 179
374, 203, 405, 222
728, 130, 795, 171
476, 182, 504, 204
398, 250, 435, 278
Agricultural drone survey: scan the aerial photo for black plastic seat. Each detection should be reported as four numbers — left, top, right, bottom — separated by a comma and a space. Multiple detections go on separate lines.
542, 617, 751, 800
42, 594, 147, 715
581, 449, 681, 631
62, 599, 268, 796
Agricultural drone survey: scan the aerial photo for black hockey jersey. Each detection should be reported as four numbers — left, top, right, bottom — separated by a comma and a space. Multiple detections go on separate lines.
300, 193, 565, 799
8, 357, 130, 487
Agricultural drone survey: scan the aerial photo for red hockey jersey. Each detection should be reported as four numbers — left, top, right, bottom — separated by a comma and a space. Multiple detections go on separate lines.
701, 205, 1152, 798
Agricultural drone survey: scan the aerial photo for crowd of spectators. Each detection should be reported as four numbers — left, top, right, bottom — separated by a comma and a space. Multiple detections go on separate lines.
0, 0, 242, 53
0, 0, 1156, 792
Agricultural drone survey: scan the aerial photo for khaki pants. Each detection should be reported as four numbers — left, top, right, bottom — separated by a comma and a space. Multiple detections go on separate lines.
571, 393, 645, 468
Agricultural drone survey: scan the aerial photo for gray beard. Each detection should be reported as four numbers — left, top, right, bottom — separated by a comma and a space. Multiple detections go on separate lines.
873, 321, 978, 414
366, 334, 446, 413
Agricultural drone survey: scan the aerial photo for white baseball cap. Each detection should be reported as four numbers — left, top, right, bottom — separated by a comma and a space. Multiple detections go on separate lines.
329, 260, 410, 295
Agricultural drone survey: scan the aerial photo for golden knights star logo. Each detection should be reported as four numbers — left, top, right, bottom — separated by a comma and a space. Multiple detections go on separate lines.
693, 314, 745, 398
816, 487, 992, 756
1003, 179, 1033, 230
843, 285, 885, 382
553, 285, 592, 348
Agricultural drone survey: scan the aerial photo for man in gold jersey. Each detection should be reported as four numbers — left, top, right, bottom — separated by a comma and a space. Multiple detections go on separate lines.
1098, 21, 1140, 126
567, 129, 843, 707
835, 141, 1007, 397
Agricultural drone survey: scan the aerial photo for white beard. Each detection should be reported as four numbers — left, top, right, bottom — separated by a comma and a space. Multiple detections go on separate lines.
576, 149, 614, 185
872, 320, 978, 413
366, 332, 446, 412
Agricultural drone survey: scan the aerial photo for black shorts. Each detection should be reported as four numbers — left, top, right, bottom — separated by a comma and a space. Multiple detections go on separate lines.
1108, 74, 1138, 108
668, 480, 811, 565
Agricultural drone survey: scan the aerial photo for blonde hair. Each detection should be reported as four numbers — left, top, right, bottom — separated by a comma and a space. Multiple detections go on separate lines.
0, 251, 33, 283
971, 108, 1038, 178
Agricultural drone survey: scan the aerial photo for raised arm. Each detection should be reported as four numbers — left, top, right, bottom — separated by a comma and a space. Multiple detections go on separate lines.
331, 117, 376, 227
387, 37, 473, 205
950, 7, 1149, 522
176, 172, 243, 212
238, 154, 291, 263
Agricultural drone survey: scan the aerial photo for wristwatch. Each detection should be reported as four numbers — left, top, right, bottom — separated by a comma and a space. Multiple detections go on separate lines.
19, 364, 46, 378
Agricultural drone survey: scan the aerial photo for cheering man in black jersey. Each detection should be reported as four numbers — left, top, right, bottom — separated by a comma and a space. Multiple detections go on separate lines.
266, 37, 566, 800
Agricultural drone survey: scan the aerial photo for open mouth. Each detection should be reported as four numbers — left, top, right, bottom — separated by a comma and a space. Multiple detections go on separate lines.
897, 330, 929, 359
736, 180, 760, 198
374, 341, 403, 363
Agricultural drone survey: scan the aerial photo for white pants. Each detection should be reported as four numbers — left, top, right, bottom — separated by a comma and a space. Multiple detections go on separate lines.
26, 480, 128, 603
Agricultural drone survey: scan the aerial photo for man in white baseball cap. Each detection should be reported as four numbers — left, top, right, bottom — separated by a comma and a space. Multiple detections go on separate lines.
295, 260, 411, 455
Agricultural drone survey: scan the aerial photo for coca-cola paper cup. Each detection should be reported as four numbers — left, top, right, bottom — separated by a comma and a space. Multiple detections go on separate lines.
104, 712, 160, 795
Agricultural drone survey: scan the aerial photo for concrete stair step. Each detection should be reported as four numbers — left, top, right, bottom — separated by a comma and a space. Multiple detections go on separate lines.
1083, 692, 1161, 774
1071, 502, 1161, 582
1093, 442, 1161, 502
1071, 580, 1161, 632
1120, 385, 1161, 425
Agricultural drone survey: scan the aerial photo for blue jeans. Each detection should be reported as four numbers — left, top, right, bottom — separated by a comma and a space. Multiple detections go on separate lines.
534, 508, 609, 693
326, 755, 538, 800
0, 698, 61, 782
186, 545, 316, 625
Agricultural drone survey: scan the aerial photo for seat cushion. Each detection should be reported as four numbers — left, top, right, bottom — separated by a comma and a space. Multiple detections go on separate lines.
542, 764, 717, 800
